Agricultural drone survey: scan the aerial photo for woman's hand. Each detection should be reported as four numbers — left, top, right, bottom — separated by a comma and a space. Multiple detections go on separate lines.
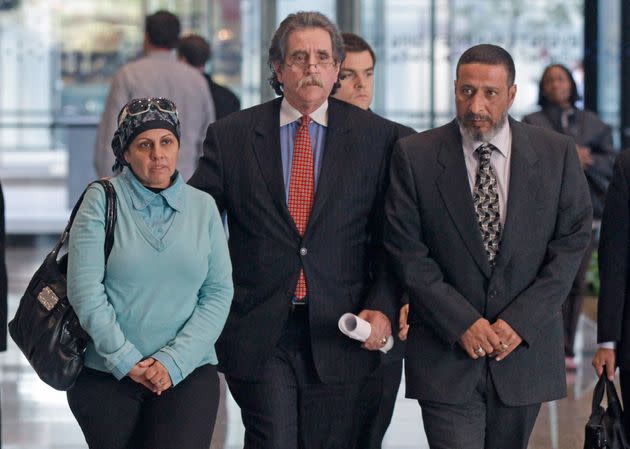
128, 358, 157, 391
143, 358, 173, 395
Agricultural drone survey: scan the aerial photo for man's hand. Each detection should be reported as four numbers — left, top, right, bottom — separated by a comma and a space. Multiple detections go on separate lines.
399, 304, 410, 341
143, 358, 173, 395
577, 145, 594, 168
358, 309, 392, 351
459, 318, 502, 359
490, 319, 523, 361
592, 348, 616, 381
128, 358, 156, 391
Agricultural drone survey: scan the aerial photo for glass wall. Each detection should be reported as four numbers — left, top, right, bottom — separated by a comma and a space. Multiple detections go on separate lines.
0, 0, 589, 232
597, 0, 620, 146
361, 0, 584, 131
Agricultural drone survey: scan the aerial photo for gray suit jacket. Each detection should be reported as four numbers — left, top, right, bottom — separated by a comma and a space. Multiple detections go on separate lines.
384, 117, 592, 406
523, 107, 615, 218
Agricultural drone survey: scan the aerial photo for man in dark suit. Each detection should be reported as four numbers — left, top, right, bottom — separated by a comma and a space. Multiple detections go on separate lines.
189, 11, 399, 449
177, 34, 241, 120
332, 32, 414, 449
592, 149, 630, 436
384, 44, 592, 449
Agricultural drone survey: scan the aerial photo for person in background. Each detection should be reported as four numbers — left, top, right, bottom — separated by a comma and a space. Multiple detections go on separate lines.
94, 10, 214, 181
592, 149, 630, 437
178, 34, 241, 121
332, 31, 414, 449
523, 63, 615, 371
189, 11, 400, 449
385, 44, 592, 449
67, 98, 233, 449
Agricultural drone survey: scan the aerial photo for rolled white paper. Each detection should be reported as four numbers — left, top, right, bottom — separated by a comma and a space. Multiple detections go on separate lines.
338, 313, 394, 353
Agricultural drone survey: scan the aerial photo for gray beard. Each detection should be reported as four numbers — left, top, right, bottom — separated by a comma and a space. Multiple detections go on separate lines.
458, 111, 508, 142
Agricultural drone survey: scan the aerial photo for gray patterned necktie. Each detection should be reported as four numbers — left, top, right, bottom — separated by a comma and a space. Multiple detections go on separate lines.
473, 143, 502, 266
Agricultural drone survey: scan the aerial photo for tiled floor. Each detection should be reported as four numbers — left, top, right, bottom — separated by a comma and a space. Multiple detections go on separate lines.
1, 235, 601, 448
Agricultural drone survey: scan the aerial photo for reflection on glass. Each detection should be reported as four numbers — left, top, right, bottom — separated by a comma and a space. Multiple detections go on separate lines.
361, 0, 584, 132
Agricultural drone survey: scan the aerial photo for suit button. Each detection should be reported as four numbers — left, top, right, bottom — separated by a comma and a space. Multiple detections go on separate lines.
300, 247, 308, 256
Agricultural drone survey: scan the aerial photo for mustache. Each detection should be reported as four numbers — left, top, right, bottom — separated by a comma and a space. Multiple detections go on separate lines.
298, 75, 324, 89
463, 112, 492, 122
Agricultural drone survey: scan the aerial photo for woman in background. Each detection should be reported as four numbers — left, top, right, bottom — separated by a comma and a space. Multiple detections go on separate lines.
523, 63, 616, 371
66, 98, 233, 449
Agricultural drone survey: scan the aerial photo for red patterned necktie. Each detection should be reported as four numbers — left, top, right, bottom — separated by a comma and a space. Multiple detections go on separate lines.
287, 115, 314, 300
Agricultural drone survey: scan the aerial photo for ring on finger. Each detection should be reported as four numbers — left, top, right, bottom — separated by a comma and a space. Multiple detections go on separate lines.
500, 342, 510, 352
380, 336, 388, 345
475, 346, 485, 356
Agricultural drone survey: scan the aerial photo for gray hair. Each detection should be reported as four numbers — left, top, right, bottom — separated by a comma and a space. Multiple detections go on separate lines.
268, 11, 345, 96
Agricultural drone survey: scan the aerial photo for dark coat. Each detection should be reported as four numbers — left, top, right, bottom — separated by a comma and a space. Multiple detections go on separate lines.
384, 117, 592, 406
205, 74, 240, 121
597, 150, 630, 368
189, 97, 401, 383
522, 107, 615, 218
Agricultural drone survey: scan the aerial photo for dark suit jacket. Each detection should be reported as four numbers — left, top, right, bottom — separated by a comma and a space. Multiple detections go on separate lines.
375, 115, 415, 365
384, 117, 592, 406
522, 107, 615, 218
189, 97, 401, 383
597, 150, 630, 368
204, 74, 240, 121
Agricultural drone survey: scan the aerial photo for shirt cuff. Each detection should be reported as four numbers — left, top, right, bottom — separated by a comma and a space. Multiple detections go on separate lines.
108, 346, 144, 380
152, 350, 183, 386
599, 341, 616, 349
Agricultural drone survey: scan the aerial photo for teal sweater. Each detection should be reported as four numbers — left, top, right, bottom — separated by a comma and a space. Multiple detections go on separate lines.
67, 169, 233, 386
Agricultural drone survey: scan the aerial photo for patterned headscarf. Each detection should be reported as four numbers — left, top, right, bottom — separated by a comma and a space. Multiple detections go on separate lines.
111, 99, 181, 172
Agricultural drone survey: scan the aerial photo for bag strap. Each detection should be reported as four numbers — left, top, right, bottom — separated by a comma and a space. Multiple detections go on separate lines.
52, 179, 117, 260
591, 373, 606, 412
592, 373, 626, 416
605, 376, 625, 413
99, 180, 117, 260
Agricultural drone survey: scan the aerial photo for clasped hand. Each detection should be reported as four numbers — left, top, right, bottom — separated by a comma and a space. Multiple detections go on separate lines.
128, 357, 172, 395
459, 318, 523, 361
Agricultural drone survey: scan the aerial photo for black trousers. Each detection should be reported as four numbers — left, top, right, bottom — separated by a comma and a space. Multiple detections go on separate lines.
419, 363, 540, 449
354, 360, 403, 449
67, 364, 219, 449
563, 232, 595, 357
225, 306, 362, 449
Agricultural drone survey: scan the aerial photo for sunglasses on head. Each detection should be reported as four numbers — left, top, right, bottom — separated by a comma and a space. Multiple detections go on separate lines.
117, 98, 178, 126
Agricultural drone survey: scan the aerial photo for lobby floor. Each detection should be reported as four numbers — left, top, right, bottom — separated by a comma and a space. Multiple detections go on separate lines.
1, 235, 601, 448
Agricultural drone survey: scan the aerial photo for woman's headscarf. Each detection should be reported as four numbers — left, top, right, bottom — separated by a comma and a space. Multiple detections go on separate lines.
111, 98, 181, 172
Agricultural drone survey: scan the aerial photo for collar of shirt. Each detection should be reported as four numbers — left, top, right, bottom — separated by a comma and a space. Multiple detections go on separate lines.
279, 98, 328, 127
145, 50, 177, 62
459, 117, 512, 161
121, 167, 184, 212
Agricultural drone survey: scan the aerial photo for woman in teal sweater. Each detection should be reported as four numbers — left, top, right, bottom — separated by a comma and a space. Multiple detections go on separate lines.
66, 98, 233, 449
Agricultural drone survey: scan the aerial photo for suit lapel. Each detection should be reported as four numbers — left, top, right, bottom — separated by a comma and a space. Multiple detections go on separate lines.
492, 118, 541, 270
250, 98, 299, 235
306, 100, 353, 233
436, 121, 492, 278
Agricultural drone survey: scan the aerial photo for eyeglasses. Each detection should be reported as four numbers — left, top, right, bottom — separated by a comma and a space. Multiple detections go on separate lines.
117, 98, 178, 126
284, 53, 337, 70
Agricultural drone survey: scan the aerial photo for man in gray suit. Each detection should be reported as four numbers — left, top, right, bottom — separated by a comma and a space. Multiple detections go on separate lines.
384, 44, 592, 448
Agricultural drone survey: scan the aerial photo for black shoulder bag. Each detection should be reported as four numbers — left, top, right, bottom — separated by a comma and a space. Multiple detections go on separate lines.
584, 373, 630, 449
9, 179, 117, 391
